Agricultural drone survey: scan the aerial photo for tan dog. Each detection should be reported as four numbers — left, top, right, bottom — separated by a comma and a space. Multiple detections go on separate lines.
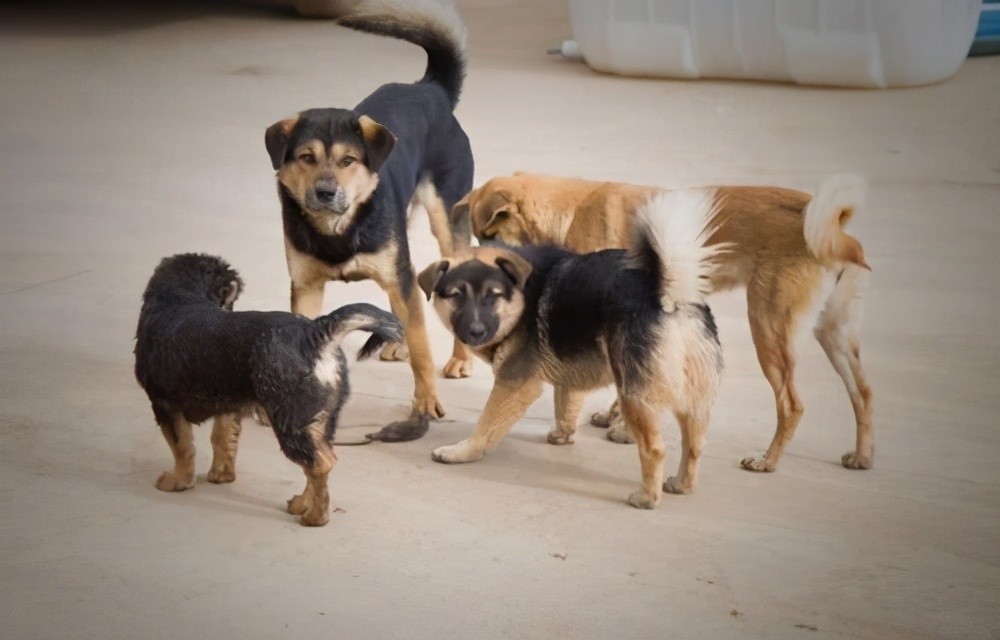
420, 190, 725, 508
461, 172, 873, 472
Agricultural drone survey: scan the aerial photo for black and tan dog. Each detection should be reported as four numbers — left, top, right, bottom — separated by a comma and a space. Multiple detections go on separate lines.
264, 0, 475, 443
460, 172, 874, 472
134, 253, 402, 526
418, 190, 726, 508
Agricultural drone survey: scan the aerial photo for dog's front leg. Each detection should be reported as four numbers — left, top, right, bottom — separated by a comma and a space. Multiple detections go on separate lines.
433, 377, 544, 463
442, 338, 474, 378
365, 276, 443, 442
548, 385, 585, 445
290, 279, 325, 319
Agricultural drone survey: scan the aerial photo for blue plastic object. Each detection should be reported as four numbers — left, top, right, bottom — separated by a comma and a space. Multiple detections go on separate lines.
970, 0, 1000, 56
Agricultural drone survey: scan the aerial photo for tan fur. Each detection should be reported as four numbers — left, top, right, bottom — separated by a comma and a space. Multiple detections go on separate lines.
155, 413, 196, 492
285, 420, 338, 527
427, 247, 722, 508
207, 413, 242, 484
464, 173, 874, 471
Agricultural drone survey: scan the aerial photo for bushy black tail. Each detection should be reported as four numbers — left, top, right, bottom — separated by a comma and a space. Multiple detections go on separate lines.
313, 303, 404, 360
296, 0, 467, 108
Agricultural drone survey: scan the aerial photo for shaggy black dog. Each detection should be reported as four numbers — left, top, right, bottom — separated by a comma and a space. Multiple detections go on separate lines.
134, 253, 402, 526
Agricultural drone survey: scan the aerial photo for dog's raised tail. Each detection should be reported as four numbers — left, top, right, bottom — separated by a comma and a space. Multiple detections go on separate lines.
295, 0, 467, 108
629, 189, 727, 312
314, 303, 404, 360
803, 174, 870, 270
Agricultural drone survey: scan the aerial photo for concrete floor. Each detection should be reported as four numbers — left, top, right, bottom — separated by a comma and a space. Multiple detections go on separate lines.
2, 1, 999, 638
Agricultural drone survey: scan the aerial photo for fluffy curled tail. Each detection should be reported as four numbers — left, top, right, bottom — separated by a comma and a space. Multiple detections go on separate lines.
803, 174, 870, 270
313, 303, 404, 360
294, 0, 467, 107
629, 189, 727, 312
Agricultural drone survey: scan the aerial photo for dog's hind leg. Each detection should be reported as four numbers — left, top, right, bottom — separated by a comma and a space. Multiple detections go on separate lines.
285, 422, 337, 527
741, 266, 819, 473
620, 397, 666, 509
814, 265, 874, 469
207, 413, 242, 484
664, 409, 710, 495
155, 413, 196, 492
548, 385, 585, 445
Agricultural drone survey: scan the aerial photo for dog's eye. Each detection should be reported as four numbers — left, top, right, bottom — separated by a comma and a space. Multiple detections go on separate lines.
337, 156, 356, 168
484, 289, 503, 300
440, 288, 462, 299
298, 153, 317, 165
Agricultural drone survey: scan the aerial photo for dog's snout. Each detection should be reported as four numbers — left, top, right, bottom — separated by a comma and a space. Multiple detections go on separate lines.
314, 184, 337, 203
467, 321, 487, 340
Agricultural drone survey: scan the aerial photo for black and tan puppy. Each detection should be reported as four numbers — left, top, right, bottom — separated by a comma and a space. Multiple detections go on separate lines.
134, 253, 402, 526
264, 0, 475, 443
419, 191, 726, 508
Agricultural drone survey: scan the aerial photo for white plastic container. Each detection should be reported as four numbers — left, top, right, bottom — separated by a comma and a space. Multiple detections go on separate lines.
567, 0, 982, 87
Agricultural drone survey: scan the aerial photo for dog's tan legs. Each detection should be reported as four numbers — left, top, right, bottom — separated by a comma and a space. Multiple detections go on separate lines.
814, 266, 874, 469
287, 425, 337, 527
742, 303, 805, 473
290, 280, 325, 319
548, 385, 585, 445
155, 414, 196, 491
664, 410, 709, 494
389, 280, 443, 419
432, 378, 544, 463
207, 413, 242, 484
620, 398, 665, 509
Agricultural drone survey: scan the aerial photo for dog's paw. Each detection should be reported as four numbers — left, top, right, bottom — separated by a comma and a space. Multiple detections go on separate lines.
442, 356, 473, 379
589, 407, 617, 428
287, 493, 310, 515
740, 455, 776, 473
626, 489, 660, 510
155, 471, 195, 492
841, 451, 873, 470
663, 476, 692, 495
298, 509, 329, 527
546, 428, 575, 445
206, 466, 236, 484
413, 395, 445, 420
379, 340, 410, 362
606, 420, 635, 444
432, 440, 485, 464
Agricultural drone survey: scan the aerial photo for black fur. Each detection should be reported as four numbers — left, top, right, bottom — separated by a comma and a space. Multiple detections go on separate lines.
134, 253, 403, 468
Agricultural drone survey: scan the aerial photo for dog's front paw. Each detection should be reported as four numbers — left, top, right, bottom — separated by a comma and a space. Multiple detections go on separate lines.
546, 428, 575, 445
432, 440, 485, 464
841, 451, 873, 470
442, 356, 473, 379
298, 509, 329, 527
740, 455, 776, 473
626, 489, 660, 510
590, 406, 617, 428
413, 394, 445, 420
287, 493, 310, 515
207, 464, 235, 484
663, 476, 692, 495
379, 340, 410, 362
155, 471, 195, 492
606, 420, 635, 444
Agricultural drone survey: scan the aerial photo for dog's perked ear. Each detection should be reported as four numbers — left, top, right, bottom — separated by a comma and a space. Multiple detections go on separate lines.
213, 275, 244, 309
265, 115, 299, 170
417, 260, 451, 301
473, 191, 518, 240
358, 115, 396, 173
494, 253, 532, 289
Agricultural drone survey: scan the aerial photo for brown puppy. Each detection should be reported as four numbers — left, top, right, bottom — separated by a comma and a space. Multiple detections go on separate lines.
462, 172, 873, 472
420, 191, 725, 508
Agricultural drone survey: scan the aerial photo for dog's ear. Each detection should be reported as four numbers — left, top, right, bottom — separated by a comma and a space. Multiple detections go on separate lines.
215, 277, 243, 309
417, 260, 451, 301
449, 195, 473, 250
358, 115, 396, 173
265, 115, 299, 170
474, 191, 520, 241
494, 252, 532, 290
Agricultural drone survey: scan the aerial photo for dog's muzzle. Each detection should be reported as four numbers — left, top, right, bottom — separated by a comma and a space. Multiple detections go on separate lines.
308, 182, 349, 214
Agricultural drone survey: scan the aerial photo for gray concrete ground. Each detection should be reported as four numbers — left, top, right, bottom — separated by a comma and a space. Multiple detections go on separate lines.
2, 1, 998, 638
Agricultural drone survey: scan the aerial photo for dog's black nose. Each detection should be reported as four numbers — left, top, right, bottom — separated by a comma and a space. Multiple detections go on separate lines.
467, 322, 486, 341
315, 186, 337, 203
